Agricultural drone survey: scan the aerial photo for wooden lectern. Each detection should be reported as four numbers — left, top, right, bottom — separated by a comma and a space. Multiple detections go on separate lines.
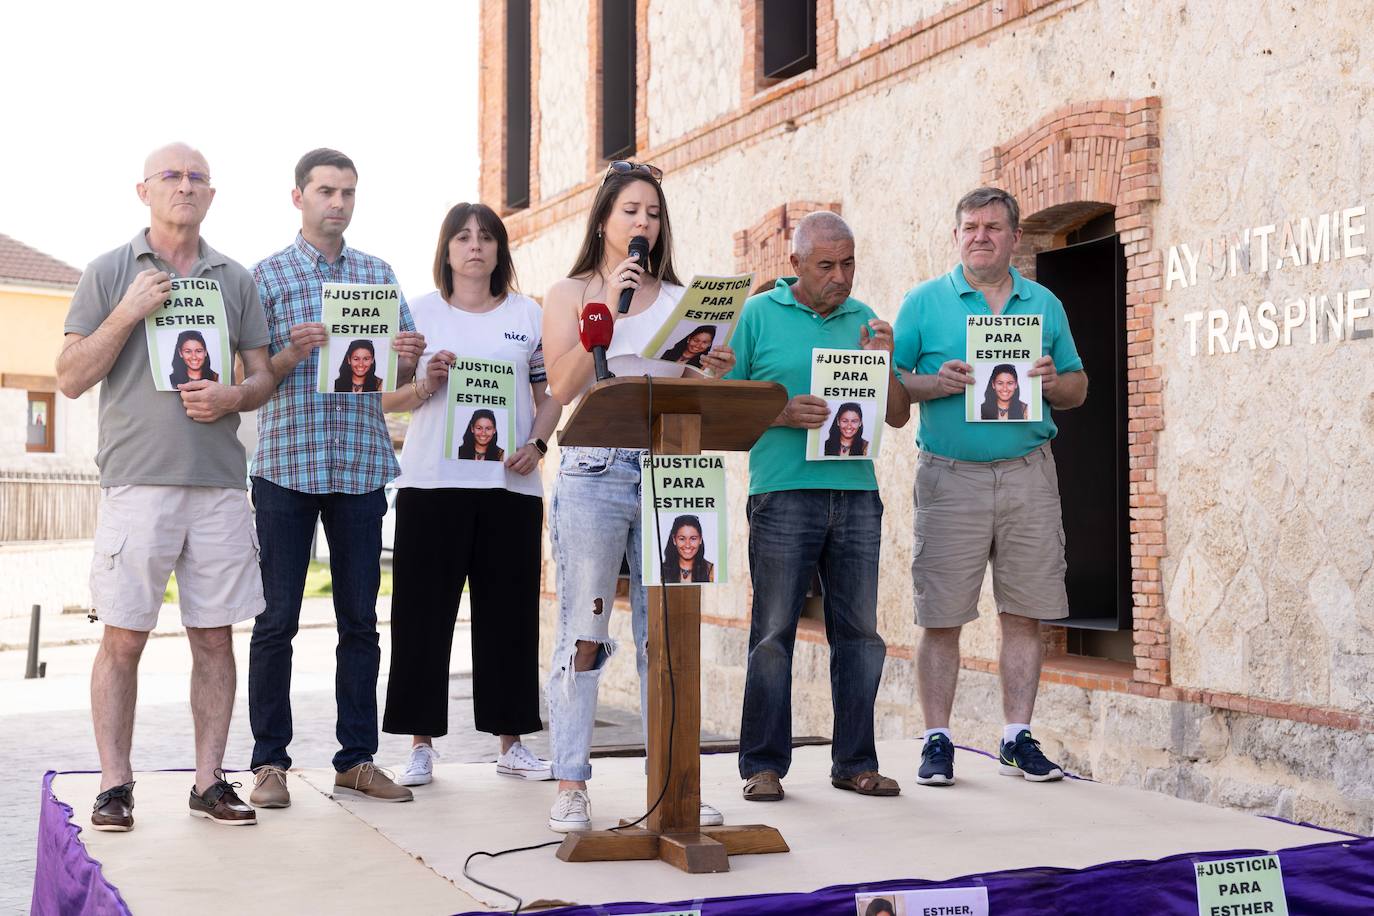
554, 376, 790, 874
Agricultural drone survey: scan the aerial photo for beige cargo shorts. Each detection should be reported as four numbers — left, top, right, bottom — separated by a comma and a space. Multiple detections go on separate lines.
89, 484, 264, 631
910, 444, 1069, 628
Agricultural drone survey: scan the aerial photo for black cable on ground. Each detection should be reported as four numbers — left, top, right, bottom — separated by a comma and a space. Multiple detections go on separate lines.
461, 839, 564, 915
462, 374, 681, 914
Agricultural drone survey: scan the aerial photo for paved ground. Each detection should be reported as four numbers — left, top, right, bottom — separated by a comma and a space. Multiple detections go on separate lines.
0, 596, 653, 914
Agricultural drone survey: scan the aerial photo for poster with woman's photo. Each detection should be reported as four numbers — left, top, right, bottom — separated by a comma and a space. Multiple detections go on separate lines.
443, 357, 517, 462
855, 887, 988, 916
965, 314, 1042, 422
639, 454, 728, 586
639, 273, 753, 375
316, 283, 401, 394
806, 347, 889, 461
143, 278, 232, 391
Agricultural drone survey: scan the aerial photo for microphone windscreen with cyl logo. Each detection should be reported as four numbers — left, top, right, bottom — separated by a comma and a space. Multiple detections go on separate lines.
579, 302, 614, 351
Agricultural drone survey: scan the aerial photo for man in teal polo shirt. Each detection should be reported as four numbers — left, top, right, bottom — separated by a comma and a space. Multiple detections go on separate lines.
894, 187, 1088, 787
728, 211, 910, 803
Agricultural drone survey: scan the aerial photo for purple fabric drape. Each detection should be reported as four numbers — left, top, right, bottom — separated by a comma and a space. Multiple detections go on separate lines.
34, 768, 1371, 916
32, 771, 130, 916
459, 835, 1374, 916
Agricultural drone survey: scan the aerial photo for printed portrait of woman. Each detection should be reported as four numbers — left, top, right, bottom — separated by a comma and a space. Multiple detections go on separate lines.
823, 402, 868, 457
980, 362, 1029, 420
333, 338, 383, 393
456, 408, 505, 462
660, 514, 714, 584
168, 329, 219, 387
659, 324, 717, 369
863, 897, 898, 916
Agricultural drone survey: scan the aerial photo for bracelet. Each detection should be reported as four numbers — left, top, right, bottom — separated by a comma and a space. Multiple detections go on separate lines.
412, 376, 432, 401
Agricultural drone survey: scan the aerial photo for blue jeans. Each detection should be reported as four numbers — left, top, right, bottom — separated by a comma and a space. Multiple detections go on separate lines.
546, 448, 650, 782
248, 477, 386, 773
738, 488, 886, 780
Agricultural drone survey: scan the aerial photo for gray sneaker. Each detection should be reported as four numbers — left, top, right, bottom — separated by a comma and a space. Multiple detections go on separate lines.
249, 765, 291, 808
548, 789, 591, 832
397, 744, 439, 787
495, 742, 552, 780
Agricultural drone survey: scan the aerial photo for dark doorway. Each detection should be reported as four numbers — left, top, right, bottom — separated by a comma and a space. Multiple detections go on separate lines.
1035, 234, 1131, 653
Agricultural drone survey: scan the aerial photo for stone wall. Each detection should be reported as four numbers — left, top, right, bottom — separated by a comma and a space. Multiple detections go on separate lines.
834, 0, 947, 59
1150, 1, 1374, 717
645, 0, 742, 147
505, 0, 1374, 831
537, 0, 591, 198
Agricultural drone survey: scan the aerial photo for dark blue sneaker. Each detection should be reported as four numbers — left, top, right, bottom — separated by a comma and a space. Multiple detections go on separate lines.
998, 730, 1064, 782
916, 733, 955, 786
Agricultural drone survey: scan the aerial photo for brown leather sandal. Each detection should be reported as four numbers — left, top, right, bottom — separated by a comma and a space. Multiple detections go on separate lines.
742, 770, 784, 802
831, 770, 901, 796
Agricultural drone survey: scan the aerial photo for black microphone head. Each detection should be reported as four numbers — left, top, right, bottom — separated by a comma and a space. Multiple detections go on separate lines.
628, 235, 651, 263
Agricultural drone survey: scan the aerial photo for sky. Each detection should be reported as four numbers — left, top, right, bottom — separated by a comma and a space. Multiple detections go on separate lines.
0, 0, 481, 299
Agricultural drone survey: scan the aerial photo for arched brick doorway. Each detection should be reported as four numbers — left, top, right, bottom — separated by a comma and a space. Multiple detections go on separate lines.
982, 98, 1168, 687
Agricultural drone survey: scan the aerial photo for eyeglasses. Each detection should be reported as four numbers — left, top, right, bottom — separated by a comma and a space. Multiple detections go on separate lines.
603, 160, 663, 182
144, 169, 212, 186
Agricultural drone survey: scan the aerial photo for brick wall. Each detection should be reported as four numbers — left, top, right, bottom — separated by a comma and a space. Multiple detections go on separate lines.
492, 0, 1374, 764
484, 0, 1083, 242
982, 97, 1168, 688
477, 1, 505, 210
731, 200, 841, 283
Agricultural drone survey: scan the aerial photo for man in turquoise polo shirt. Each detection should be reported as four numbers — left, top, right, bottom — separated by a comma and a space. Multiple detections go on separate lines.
893, 187, 1088, 788
728, 211, 910, 803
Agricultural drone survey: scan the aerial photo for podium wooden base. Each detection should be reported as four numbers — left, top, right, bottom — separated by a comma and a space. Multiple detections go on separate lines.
555, 824, 789, 873
554, 381, 793, 876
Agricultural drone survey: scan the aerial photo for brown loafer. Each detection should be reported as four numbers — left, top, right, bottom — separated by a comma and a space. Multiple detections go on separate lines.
334, 762, 413, 802
743, 770, 784, 802
832, 770, 901, 797
92, 782, 135, 832
189, 770, 257, 826
249, 765, 291, 809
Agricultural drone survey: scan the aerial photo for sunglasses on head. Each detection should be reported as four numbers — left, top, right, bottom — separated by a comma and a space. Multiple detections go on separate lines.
603, 160, 663, 182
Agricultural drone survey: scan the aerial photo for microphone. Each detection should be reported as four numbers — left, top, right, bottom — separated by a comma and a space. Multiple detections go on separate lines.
618, 235, 651, 314
579, 302, 615, 381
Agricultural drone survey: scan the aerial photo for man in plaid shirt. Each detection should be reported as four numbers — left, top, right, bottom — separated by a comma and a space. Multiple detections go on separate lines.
247, 149, 425, 807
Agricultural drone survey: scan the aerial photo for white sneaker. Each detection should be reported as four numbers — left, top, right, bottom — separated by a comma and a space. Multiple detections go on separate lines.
548, 789, 592, 833
699, 801, 724, 827
496, 742, 553, 780
396, 744, 439, 786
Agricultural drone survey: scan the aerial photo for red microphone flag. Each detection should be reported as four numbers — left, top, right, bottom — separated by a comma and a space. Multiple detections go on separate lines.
579, 302, 614, 351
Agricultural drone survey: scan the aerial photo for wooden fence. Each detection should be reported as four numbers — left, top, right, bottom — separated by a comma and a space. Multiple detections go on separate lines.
0, 471, 101, 542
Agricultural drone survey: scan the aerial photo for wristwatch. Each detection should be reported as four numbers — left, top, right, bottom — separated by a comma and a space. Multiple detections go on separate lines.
528, 438, 548, 455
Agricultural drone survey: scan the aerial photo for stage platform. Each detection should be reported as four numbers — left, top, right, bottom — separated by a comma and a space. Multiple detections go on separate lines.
37, 740, 1374, 914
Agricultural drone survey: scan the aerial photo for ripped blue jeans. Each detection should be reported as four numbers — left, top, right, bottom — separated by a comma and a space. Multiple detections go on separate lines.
546, 447, 649, 781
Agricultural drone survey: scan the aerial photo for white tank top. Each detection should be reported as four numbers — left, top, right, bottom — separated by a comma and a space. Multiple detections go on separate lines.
604, 281, 687, 378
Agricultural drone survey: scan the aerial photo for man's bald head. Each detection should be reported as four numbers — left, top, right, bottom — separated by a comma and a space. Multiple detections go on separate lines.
143, 142, 209, 180
138, 142, 215, 231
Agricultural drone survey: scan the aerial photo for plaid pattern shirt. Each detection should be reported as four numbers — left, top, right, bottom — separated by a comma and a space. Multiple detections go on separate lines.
252, 234, 415, 494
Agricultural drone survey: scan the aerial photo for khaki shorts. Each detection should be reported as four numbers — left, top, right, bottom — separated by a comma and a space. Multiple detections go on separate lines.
911, 444, 1069, 628
89, 485, 264, 632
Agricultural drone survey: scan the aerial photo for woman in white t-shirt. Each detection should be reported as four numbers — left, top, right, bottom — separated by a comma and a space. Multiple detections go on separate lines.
540, 162, 736, 833
380, 203, 562, 786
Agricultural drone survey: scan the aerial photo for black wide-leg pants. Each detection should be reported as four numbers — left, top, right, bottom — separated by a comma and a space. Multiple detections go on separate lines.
382, 486, 545, 738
